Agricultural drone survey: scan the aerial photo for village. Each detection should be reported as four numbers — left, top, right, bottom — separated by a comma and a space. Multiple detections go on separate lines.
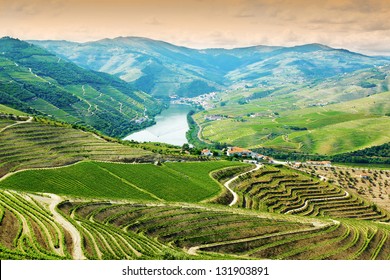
170, 92, 219, 109
200, 146, 333, 167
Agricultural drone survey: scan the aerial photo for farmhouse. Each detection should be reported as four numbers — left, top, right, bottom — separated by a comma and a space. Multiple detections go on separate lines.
227, 146, 253, 157
360, 173, 371, 179
253, 153, 266, 160
201, 149, 213, 156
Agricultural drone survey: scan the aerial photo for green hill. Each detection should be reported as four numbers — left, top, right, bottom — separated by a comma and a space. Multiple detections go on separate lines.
0, 111, 389, 260
0, 161, 246, 202
0, 104, 26, 116
0, 37, 163, 138
0, 116, 155, 178
32, 37, 390, 99
195, 91, 390, 155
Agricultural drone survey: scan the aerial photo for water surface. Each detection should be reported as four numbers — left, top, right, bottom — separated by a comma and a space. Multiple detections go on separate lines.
124, 104, 191, 146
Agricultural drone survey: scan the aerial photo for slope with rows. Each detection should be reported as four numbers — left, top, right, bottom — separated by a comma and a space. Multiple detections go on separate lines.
227, 165, 390, 222
0, 161, 247, 202
54, 198, 390, 260
0, 117, 154, 178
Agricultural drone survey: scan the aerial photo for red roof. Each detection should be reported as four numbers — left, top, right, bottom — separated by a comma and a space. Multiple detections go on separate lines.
229, 147, 251, 153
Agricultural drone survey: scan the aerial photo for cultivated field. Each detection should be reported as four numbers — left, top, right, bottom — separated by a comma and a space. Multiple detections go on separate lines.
1, 189, 389, 260
1, 114, 390, 260
228, 165, 389, 222
0, 161, 246, 202
0, 117, 155, 178
298, 164, 390, 213
194, 91, 390, 154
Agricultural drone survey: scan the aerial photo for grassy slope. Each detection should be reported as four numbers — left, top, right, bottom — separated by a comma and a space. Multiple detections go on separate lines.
0, 118, 154, 177
0, 104, 27, 116
196, 91, 390, 154
0, 161, 246, 202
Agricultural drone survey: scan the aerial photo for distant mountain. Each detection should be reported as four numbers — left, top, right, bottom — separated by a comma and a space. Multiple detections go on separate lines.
31, 37, 226, 98
31, 37, 390, 99
0, 37, 163, 138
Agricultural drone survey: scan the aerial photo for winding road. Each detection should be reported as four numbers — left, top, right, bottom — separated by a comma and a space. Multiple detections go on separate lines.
0, 116, 33, 133
224, 164, 263, 207
194, 119, 212, 144
33, 193, 86, 260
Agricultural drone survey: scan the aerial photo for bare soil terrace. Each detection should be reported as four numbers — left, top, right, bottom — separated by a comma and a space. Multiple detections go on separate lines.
299, 165, 390, 213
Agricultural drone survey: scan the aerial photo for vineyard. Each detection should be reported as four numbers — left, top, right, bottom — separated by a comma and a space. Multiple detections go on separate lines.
230, 165, 390, 222
0, 118, 156, 177
1, 117, 390, 260
0, 161, 246, 202
1, 188, 389, 260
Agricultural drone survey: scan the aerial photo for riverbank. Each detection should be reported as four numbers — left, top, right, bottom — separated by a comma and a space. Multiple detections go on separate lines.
124, 104, 192, 146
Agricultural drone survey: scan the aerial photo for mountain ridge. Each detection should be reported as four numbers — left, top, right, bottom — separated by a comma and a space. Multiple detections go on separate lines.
29, 36, 390, 99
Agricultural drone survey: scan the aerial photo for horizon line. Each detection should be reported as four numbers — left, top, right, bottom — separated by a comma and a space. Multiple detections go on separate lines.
2, 35, 389, 57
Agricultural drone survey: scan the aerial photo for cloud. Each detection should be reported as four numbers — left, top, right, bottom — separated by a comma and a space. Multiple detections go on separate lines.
0, 0, 65, 17
364, 20, 390, 32
1, 0, 390, 55
6, 1, 40, 16
325, 0, 388, 14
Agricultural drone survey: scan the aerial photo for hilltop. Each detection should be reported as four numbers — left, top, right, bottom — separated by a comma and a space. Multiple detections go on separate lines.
31, 37, 390, 100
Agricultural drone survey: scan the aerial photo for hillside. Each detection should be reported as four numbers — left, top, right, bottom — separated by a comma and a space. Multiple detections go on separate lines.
1, 109, 389, 260
0, 37, 163, 138
31, 37, 225, 98
1, 37, 390, 261
0, 161, 246, 202
31, 37, 390, 100
0, 115, 164, 178
1, 162, 389, 260
194, 91, 390, 155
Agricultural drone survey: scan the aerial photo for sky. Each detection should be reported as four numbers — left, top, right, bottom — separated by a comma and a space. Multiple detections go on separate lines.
1, 0, 390, 55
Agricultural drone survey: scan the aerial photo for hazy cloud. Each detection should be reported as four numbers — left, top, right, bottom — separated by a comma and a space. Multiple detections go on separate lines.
0, 0, 64, 17
1, 0, 390, 55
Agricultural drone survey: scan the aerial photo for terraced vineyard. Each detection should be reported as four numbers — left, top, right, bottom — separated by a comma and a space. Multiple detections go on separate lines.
0, 117, 154, 178
2, 189, 389, 260
0, 161, 246, 202
1, 116, 390, 260
0, 190, 71, 259
230, 165, 390, 222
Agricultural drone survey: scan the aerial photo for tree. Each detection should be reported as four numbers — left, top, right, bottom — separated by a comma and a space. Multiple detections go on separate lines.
181, 143, 190, 151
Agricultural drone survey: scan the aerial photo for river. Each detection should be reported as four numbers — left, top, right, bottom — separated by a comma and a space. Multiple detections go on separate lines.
123, 104, 192, 146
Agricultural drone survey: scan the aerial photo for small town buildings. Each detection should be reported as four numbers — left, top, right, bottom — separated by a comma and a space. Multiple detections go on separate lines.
201, 149, 213, 156
293, 162, 302, 168
227, 146, 253, 157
